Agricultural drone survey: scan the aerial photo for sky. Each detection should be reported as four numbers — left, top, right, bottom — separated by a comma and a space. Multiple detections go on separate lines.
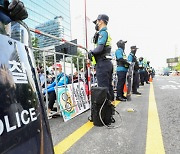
70, 0, 180, 69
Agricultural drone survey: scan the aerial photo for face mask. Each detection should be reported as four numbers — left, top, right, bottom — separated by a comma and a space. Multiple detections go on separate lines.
57, 70, 60, 74
53, 69, 60, 75
131, 49, 136, 55
95, 24, 99, 31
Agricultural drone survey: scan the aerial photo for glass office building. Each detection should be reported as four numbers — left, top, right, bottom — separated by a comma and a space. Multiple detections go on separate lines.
21, 0, 71, 48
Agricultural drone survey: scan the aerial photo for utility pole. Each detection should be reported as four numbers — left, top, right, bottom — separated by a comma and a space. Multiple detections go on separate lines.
84, 0, 88, 49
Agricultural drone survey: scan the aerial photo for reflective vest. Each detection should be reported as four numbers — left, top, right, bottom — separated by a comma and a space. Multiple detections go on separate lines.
93, 31, 112, 63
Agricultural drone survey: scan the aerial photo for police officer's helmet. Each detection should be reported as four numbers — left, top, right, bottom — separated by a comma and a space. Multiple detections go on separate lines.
93, 14, 109, 25
147, 61, 150, 64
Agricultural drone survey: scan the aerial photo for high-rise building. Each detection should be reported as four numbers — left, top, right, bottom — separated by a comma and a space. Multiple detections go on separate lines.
35, 16, 64, 48
21, 0, 71, 47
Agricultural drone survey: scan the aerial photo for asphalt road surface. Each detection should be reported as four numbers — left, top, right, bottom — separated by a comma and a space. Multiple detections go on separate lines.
49, 75, 180, 154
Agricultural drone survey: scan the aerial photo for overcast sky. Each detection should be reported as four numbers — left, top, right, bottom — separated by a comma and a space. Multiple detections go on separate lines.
70, 0, 180, 69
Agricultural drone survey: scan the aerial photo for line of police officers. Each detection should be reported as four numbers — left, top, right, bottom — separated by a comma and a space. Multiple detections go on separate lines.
89, 14, 155, 102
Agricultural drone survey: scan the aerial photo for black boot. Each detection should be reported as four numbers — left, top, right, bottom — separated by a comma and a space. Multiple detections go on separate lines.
116, 96, 127, 101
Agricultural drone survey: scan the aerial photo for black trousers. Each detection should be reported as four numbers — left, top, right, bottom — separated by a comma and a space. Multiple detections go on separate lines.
48, 91, 56, 110
95, 59, 114, 101
132, 71, 139, 93
144, 71, 149, 83
117, 71, 127, 97
139, 71, 145, 84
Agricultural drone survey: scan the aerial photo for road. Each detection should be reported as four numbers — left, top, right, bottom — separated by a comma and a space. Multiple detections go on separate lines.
49, 75, 180, 154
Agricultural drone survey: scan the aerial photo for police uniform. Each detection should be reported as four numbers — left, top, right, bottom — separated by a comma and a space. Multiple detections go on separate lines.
115, 40, 129, 101
90, 14, 114, 101
138, 57, 145, 85
144, 61, 150, 84
128, 46, 141, 95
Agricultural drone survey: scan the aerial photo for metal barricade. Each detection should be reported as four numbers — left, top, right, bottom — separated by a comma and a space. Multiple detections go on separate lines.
24, 25, 95, 121
33, 47, 92, 121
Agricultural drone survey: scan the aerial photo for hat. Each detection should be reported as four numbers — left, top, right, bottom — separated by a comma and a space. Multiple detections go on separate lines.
131, 46, 139, 49
93, 14, 109, 24
117, 40, 127, 44
53, 63, 62, 68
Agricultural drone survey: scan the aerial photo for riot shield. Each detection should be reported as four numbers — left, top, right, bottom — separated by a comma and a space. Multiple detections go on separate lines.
126, 62, 135, 101
0, 23, 54, 153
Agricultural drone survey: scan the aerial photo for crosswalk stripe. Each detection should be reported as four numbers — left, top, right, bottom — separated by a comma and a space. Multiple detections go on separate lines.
146, 83, 165, 154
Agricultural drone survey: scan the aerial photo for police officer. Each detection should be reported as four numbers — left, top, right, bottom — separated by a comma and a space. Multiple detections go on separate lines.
89, 14, 114, 101
0, 0, 28, 34
144, 61, 150, 84
138, 57, 145, 86
115, 40, 129, 101
128, 46, 141, 95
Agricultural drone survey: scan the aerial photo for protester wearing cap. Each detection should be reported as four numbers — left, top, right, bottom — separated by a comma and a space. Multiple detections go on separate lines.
88, 14, 114, 101
115, 40, 130, 101
128, 46, 141, 95
44, 63, 69, 116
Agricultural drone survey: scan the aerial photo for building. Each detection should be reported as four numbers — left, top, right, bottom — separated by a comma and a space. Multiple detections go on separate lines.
35, 16, 64, 48
21, 0, 71, 47
166, 57, 180, 70
11, 22, 29, 45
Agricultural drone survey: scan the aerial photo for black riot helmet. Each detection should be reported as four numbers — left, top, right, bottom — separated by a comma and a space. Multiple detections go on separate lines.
93, 14, 109, 25
116, 40, 127, 50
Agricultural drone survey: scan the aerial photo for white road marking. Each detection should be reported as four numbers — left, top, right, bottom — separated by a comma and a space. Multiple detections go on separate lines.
160, 85, 179, 90
168, 81, 180, 85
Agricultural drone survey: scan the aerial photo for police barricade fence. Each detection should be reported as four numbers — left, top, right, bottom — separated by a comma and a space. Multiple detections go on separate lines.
32, 47, 97, 121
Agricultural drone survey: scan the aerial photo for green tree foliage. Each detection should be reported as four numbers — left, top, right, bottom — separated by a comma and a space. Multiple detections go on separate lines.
31, 37, 38, 47
31, 37, 42, 67
174, 62, 180, 71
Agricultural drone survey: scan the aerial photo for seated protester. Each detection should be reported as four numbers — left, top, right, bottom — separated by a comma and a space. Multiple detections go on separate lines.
72, 71, 78, 83
44, 63, 69, 115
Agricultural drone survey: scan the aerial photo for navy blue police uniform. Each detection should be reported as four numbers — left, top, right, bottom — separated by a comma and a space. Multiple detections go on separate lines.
115, 40, 129, 101
90, 14, 114, 101
138, 57, 145, 85
128, 46, 141, 95
144, 61, 150, 84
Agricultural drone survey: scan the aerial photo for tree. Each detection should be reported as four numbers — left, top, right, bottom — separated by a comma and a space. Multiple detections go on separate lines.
174, 62, 180, 71
31, 37, 38, 47
31, 37, 42, 67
